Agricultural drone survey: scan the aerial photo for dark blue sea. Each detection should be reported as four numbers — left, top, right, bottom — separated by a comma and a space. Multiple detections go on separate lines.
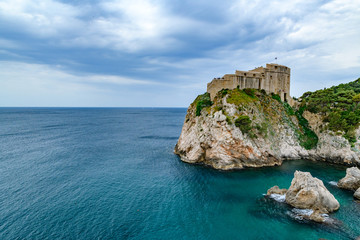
0, 108, 359, 239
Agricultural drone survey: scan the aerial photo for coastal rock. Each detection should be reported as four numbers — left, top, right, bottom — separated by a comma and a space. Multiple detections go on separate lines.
267, 186, 287, 195
354, 188, 360, 200
338, 167, 360, 191
175, 90, 360, 170
175, 92, 307, 170
267, 171, 340, 223
266, 185, 287, 203
285, 171, 340, 215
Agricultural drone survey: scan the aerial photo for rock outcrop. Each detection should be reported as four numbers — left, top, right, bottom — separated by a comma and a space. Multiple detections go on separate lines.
267, 186, 287, 195
286, 171, 340, 213
354, 188, 360, 200
338, 167, 360, 200
175, 89, 360, 170
267, 171, 340, 223
338, 167, 360, 191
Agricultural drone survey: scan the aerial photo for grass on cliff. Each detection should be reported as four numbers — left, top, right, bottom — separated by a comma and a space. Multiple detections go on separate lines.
226, 88, 258, 105
193, 92, 213, 116
300, 78, 360, 144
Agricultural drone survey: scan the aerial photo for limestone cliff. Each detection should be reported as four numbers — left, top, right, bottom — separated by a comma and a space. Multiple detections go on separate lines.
175, 89, 360, 170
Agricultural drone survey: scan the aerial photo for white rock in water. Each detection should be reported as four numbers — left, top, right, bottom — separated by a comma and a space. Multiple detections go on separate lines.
338, 167, 360, 191
286, 171, 340, 213
354, 188, 360, 200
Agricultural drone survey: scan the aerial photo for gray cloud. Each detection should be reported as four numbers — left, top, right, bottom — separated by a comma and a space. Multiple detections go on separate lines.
0, 0, 359, 106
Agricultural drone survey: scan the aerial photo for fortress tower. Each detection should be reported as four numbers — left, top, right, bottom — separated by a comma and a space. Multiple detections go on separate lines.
207, 63, 291, 102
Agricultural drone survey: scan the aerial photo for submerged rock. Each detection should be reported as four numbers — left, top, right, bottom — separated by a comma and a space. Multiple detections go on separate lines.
338, 167, 360, 191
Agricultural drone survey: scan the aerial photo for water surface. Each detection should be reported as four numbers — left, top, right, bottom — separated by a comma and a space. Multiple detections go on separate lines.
0, 108, 359, 239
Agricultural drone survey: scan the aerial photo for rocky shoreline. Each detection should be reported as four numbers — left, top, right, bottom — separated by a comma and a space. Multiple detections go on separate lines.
175, 90, 360, 170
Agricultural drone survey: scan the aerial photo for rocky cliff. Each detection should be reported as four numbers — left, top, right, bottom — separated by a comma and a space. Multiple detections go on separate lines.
175, 88, 360, 170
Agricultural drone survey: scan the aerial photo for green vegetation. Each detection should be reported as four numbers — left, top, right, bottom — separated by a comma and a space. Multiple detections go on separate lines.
214, 106, 222, 112
235, 115, 252, 133
226, 115, 233, 125
243, 88, 256, 98
194, 92, 213, 116
272, 94, 318, 149
283, 102, 295, 116
300, 78, 360, 144
271, 93, 282, 102
226, 88, 258, 105
295, 106, 319, 149
219, 88, 229, 98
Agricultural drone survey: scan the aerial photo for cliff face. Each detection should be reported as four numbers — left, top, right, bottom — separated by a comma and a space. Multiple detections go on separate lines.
175, 89, 360, 170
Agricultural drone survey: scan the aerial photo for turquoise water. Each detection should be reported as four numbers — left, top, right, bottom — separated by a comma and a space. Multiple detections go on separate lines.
0, 108, 359, 239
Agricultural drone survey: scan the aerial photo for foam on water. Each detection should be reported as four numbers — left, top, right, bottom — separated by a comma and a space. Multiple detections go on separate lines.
292, 208, 314, 216
329, 181, 338, 186
269, 194, 286, 202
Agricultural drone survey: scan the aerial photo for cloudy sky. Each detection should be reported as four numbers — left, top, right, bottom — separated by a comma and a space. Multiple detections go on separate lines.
0, 0, 359, 107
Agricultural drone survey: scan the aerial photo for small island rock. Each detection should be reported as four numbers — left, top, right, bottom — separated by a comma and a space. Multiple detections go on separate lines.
267, 171, 340, 223
286, 171, 340, 218
267, 185, 287, 195
338, 167, 360, 191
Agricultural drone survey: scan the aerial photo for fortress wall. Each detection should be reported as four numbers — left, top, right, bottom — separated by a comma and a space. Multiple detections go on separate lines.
207, 78, 236, 100
244, 77, 260, 89
206, 63, 291, 102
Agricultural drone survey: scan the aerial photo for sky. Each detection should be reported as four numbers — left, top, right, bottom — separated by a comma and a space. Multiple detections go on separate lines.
0, 0, 359, 107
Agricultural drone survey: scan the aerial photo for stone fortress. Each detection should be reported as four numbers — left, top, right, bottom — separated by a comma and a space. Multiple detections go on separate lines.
207, 63, 291, 103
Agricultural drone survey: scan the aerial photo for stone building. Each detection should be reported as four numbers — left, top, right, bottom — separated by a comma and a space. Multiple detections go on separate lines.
207, 63, 291, 102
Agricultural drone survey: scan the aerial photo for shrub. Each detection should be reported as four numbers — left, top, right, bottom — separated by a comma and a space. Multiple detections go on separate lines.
271, 93, 281, 102
244, 88, 256, 98
214, 106, 222, 112
283, 102, 295, 116
219, 88, 229, 98
353, 93, 360, 103
226, 116, 233, 125
298, 78, 360, 143
195, 92, 213, 116
295, 109, 319, 149
235, 115, 252, 133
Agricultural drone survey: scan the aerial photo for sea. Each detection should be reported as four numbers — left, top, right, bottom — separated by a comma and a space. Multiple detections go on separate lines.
0, 108, 359, 240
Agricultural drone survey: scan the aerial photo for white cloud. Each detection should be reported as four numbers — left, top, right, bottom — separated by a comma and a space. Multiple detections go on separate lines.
0, 0, 84, 38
